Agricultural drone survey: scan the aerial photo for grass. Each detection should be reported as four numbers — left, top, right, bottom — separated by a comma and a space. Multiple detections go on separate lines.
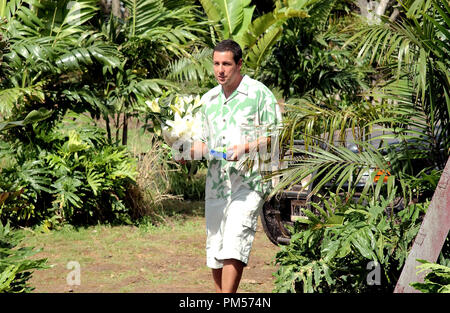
18, 200, 279, 293
18, 201, 206, 292
6, 115, 278, 293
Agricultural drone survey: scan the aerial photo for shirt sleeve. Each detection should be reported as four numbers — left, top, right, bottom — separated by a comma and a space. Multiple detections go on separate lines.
258, 87, 282, 138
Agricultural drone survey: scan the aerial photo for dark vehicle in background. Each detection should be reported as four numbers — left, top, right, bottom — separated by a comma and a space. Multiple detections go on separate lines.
260, 127, 444, 246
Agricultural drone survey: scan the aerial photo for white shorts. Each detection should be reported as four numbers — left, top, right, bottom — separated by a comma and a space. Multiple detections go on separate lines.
205, 189, 264, 269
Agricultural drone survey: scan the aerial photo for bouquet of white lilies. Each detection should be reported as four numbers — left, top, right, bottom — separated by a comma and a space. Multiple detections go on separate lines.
160, 95, 203, 148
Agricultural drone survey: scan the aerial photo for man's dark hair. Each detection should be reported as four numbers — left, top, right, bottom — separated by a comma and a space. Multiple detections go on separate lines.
213, 39, 242, 64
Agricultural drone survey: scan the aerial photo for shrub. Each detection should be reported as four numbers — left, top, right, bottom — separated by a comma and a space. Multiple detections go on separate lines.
0, 111, 138, 226
167, 159, 207, 201
273, 191, 426, 293
125, 139, 182, 224
156, 141, 206, 201
0, 221, 47, 293
410, 260, 450, 293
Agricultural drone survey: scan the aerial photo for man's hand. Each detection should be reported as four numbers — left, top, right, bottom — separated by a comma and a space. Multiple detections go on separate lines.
226, 144, 246, 161
173, 141, 206, 164
226, 137, 271, 161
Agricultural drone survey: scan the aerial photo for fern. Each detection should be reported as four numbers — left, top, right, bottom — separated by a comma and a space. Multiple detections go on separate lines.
168, 47, 214, 82
410, 260, 450, 293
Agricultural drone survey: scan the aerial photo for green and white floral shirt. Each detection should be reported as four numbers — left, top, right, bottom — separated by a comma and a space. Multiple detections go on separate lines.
200, 75, 282, 201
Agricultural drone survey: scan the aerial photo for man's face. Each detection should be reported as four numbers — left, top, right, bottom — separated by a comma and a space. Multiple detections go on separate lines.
213, 51, 242, 89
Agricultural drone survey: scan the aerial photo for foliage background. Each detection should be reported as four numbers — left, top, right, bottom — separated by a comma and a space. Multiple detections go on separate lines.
0, 0, 448, 293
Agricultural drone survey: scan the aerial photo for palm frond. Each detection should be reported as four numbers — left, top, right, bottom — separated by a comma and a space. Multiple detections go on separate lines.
0, 85, 45, 119
55, 40, 122, 73
344, 0, 449, 160
269, 139, 393, 201
126, 78, 179, 102
245, 26, 283, 71
167, 47, 213, 82
0, 108, 52, 132
124, 0, 203, 37
50, 0, 99, 43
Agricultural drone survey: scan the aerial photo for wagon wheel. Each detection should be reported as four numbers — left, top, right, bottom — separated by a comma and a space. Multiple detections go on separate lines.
259, 195, 291, 246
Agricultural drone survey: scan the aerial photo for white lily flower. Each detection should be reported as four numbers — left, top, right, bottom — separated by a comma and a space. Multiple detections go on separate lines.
161, 94, 204, 147
183, 95, 194, 105
192, 95, 202, 109
190, 113, 203, 141
165, 112, 188, 138
173, 96, 186, 114
145, 98, 160, 113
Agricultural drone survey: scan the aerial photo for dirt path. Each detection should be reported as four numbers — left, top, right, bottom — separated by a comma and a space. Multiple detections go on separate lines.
27, 212, 281, 293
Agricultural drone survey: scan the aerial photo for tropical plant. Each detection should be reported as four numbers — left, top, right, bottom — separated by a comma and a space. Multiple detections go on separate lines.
0, 221, 48, 293
45, 111, 138, 224
345, 0, 449, 169
273, 191, 426, 292
269, 94, 420, 209
258, 0, 371, 99
0, 0, 204, 143
97, 0, 207, 145
0, 0, 121, 123
0, 108, 51, 133
0, 111, 138, 226
0, 0, 211, 226
410, 259, 450, 293
268, 0, 448, 206
269, 0, 448, 294
168, 0, 312, 83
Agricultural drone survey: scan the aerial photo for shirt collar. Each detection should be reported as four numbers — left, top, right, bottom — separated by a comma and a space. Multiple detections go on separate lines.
211, 74, 250, 99
235, 74, 249, 96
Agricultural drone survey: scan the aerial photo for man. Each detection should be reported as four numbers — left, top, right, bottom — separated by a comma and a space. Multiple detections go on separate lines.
188, 39, 281, 293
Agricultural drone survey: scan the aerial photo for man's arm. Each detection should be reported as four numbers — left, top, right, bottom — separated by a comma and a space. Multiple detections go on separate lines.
190, 141, 208, 161
226, 136, 271, 161
175, 141, 207, 164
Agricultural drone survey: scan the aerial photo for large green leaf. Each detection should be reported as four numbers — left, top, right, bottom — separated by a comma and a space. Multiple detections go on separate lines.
198, 0, 222, 22
245, 26, 282, 70
214, 0, 253, 38
168, 47, 214, 82
51, 0, 99, 42
0, 108, 51, 132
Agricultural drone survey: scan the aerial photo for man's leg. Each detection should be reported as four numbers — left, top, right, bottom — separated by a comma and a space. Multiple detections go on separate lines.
212, 268, 222, 293
221, 259, 245, 293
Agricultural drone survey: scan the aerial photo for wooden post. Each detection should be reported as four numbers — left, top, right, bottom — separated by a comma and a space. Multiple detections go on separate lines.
394, 157, 450, 293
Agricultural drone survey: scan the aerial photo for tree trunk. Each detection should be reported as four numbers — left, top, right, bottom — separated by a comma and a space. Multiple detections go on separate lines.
375, 0, 390, 17
389, 8, 400, 22
105, 114, 112, 144
111, 0, 122, 18
122, 112, 128, 146
356, 0, 394, 24
356, 0, 369, 18
99, 0, 110, 14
